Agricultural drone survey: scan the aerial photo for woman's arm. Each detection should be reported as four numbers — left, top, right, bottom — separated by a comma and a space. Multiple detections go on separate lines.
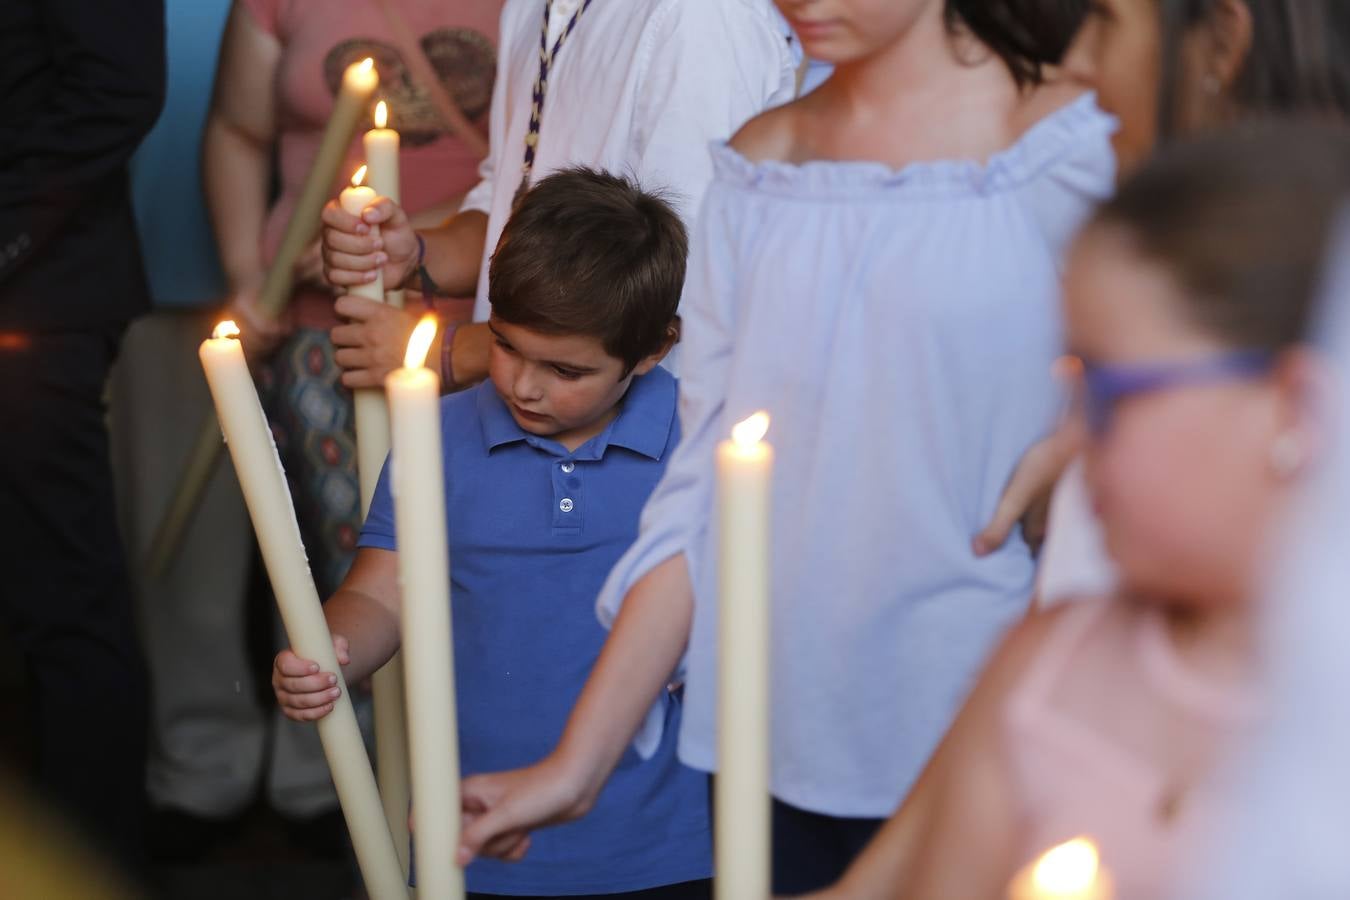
203, 2, 283, 349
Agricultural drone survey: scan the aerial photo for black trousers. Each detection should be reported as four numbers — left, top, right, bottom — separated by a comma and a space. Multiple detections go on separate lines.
0, 326, 147, 869
772, 797, 885, 897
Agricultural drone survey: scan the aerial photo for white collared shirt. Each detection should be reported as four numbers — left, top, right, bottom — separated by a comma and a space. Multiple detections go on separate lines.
461, 0, 798, 321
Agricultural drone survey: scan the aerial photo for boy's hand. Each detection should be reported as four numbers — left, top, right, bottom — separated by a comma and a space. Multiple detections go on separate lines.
321, 196, 419, 292
330, 297, 423, 388
458, 756, 594, 866
272, 636, 351, 722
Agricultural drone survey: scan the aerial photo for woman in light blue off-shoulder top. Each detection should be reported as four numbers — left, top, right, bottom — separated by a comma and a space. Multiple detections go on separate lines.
457, 2, 1117, 893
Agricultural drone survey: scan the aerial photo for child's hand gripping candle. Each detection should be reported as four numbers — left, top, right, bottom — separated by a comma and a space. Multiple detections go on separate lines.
387, 315, 463, 900
716, 412, 773, 900
199, 321, 407, 900
1008, 837, 1113, 900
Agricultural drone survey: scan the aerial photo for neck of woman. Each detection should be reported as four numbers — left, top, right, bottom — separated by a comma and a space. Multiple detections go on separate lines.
822, 11, 1017, 120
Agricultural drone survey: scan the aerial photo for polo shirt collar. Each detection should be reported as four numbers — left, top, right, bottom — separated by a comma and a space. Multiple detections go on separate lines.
476, 367, 676, 461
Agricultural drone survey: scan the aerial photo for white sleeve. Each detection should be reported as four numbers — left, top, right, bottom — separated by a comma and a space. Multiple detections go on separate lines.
626, 0, 795, 223
594, 181, 741, 756
1036, 459, 1117, 606
458, 0, 518, 216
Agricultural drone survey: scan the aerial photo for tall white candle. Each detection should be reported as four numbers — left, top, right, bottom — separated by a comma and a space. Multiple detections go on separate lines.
364, 100, 405, 310
1009, 837, 1114, 900
715, 412, 773, 900
352, 112, 413, 873
387, 315, 463, 900
199, 322, 407, 900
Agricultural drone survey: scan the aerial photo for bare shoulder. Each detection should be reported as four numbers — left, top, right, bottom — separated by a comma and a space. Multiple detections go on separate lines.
977, 602, 1083, 698
728, 100, 802, 164
1010, 74, 1091, 136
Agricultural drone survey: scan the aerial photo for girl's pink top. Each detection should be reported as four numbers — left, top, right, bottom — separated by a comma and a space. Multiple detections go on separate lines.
241, 0, 502, 327
1003, 599, 1262, 899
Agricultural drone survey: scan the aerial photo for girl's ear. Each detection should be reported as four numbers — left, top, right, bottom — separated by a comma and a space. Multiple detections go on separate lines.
1202, 0, 1254, 96
1271, 347, 1333, 479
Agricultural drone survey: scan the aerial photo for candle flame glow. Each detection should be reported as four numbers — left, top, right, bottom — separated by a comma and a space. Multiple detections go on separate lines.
351, 164, 368, 188
358, 57, 374, 76
374, 100, 389, 129
1031, 838, 1100, 895
213, 320, 241, 340
732, 412, 770, 447
404, 314, 438, 370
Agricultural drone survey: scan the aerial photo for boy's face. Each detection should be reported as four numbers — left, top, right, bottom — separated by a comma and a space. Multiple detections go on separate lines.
487, 316, 661, 450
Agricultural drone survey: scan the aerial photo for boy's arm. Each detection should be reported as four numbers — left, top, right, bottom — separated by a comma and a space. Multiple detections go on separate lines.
458, 554, 694, 863
272, 548, 402, 720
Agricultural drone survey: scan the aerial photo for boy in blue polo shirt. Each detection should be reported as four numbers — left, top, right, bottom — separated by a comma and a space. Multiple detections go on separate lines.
271, 168, 710, 899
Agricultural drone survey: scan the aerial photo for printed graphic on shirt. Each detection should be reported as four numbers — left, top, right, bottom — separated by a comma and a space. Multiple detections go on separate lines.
323, 30, 496, 146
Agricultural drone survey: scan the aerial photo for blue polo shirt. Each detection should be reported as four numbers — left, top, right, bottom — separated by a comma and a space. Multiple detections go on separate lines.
359, 367, 711, 895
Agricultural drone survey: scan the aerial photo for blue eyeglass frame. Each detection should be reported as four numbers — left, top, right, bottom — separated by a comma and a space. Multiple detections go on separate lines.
1078, 349, 1277, 437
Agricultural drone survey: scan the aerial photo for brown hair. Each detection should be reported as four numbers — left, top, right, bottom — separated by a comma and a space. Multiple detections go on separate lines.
488, 167, 687, 373
947, 0, 1089, 86
1160, 0, 1350, 134
1090, 120, 1350, 352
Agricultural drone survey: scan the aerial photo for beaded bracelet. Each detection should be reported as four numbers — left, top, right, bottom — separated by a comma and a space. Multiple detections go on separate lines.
415, 232, 449, 298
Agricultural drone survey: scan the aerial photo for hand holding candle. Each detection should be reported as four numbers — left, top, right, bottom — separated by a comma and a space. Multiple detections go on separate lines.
715, 412, 773, 900
340, 165, 386, 302
388, 315, 463, 900
1008, 837, 1114, 900
364, 100, 405, 309
199, 321, 406, 900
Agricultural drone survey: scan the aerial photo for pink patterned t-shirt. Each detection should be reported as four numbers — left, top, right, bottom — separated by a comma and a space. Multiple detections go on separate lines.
241, 0, 501, 326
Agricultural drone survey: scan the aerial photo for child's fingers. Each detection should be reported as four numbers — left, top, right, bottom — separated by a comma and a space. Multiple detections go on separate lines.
333, 294, 384, 323
276, 672, 340, 697
329, 323, 366, 349
326, 248, 387, 273
334, 635, 351, 666
501, 834, 532, 863
360, 197, 399, 225
274, 650, 321, 677
321, 200, 370, 235
339, 367, 386, 390
283, 701, 335, 722
334, 347, 374, 372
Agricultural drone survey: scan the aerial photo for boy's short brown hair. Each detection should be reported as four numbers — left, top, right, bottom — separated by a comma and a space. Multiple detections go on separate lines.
488, 167, 688, 373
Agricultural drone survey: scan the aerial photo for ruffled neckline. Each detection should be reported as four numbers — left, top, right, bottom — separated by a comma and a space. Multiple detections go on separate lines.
711, 92, 1116, 199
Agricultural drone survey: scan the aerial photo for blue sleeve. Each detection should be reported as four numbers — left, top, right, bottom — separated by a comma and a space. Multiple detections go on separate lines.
357, 454, 398, 551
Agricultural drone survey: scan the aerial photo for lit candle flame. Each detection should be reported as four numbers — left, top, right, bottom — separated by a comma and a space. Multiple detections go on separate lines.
732, 412, 770, 447
213, 320, 241, 340
404, 314, 438, 370
351, 164, 368, 188
1032, 838, 1100, 895
357, 57, 374, 76
374, 100, 389, 129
